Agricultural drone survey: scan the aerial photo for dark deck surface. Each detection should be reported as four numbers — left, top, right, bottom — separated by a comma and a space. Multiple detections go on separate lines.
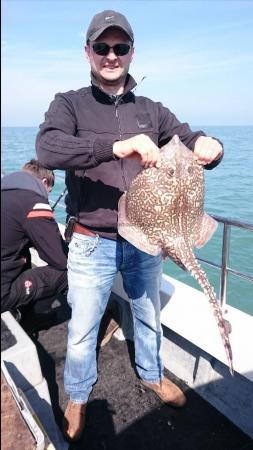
1, 371, 37, 450
26, 299, 253, 450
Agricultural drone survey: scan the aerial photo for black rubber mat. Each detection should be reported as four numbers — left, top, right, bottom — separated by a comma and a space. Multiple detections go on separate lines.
33, 310, 253, 450
1, 318, 17, 352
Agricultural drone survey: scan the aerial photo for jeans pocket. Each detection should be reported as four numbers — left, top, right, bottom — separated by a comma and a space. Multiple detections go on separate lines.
69, 234, 99, 257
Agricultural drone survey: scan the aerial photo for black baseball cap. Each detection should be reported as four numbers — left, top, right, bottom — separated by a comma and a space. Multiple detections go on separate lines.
86, 10, 134, 43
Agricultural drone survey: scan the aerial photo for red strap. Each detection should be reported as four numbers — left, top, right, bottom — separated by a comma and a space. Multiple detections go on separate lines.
27, 210, 54, 219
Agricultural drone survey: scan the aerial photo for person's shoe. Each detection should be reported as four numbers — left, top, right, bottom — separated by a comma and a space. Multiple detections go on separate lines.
140, 377, 187, 408
19, 309, 57, 335
98, 317, 119, 347
10, 308, 22, 322
62, 401, 86, 442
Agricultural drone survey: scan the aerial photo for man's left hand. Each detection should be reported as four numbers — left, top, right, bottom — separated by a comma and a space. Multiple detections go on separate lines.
193, 136, 223, 165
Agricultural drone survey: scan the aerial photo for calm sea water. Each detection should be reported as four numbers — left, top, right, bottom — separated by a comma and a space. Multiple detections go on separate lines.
1, 126, 253, 315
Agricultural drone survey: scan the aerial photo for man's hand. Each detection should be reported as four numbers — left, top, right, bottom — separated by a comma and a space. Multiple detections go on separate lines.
193, 136, 223, 165
113, 134, 161, 168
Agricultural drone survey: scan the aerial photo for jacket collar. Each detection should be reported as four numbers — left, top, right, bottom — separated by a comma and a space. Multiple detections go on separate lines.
90, 72, 137, 104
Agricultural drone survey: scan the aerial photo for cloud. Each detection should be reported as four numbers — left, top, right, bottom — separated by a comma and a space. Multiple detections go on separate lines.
2, 39, 253, 126
131, 47, 253, 82
1, 55, 91, 126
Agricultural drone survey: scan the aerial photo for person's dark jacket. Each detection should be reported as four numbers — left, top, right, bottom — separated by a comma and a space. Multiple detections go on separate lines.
36, 73, 223, 239
1, 171, 68, 304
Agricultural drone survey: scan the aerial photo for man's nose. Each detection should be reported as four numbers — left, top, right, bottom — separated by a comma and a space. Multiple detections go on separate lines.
106, 49, 117, 60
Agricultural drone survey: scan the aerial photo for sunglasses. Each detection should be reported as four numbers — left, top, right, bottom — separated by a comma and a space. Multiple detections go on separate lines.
92, 43, 131, 57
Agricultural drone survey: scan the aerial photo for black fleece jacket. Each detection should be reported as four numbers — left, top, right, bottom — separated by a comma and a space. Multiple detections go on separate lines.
36, 73, 223, 238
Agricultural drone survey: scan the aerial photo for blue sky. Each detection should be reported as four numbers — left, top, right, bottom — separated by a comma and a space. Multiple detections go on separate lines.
2, 0, 253, 126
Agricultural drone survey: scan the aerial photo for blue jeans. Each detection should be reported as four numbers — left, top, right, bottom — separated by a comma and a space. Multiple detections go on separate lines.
64, 232, 163, 403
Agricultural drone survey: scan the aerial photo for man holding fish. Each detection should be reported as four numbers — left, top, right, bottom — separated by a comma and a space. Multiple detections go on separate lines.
36, 10, 224, 442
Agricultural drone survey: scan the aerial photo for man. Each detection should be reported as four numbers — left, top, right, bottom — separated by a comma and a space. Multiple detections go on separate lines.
36, 10, 223, 442
1, 159, 68, 319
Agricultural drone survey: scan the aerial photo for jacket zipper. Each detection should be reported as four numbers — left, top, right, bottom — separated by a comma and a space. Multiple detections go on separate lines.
115, 99, 127, 191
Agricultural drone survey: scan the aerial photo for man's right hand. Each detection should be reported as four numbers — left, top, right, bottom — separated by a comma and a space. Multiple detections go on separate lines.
113, 134, 161, 169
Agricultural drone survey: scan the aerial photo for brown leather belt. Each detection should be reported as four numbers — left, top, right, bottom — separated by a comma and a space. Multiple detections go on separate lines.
73, 223, 96, 237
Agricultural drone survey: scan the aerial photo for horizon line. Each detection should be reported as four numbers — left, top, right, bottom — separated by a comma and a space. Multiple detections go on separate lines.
2, 124, 253, 128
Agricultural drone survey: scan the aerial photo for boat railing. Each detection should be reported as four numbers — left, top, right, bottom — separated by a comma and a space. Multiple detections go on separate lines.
196, 215, 253, 307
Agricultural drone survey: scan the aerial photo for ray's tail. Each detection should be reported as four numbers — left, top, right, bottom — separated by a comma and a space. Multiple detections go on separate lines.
169, 242, 234, 375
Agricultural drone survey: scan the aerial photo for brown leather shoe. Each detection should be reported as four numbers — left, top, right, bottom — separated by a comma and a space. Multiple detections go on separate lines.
62, 401, 86, 442
99, 317, 119, 347
140, 377, 187, 408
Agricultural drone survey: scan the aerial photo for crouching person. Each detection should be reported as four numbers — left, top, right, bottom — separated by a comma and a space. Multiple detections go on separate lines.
1, 159, 68, 325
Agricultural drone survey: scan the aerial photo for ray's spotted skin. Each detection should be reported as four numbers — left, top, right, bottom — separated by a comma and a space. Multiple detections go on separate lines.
118, 135, 234, 375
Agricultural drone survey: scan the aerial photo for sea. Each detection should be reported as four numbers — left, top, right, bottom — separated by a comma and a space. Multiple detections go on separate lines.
1, 126, 253, 316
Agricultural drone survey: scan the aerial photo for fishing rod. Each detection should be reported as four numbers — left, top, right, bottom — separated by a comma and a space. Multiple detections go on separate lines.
51, 186, 67, 211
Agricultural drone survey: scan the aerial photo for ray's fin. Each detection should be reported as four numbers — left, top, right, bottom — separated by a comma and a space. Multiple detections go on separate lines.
118, 194, 162, 256
194, 213, 218, 248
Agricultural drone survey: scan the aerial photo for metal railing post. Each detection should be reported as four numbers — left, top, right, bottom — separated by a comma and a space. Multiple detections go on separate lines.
219, 223, 231, 307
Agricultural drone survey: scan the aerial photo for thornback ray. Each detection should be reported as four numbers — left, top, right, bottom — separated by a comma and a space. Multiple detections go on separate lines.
118, 134, 234, 375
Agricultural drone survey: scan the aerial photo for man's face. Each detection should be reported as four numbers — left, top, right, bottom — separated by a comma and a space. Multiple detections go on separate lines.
85, 27, 134, 91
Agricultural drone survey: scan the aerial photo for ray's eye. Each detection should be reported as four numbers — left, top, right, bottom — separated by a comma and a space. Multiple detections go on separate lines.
188, 167, 194, 174
167, 168, 174, 177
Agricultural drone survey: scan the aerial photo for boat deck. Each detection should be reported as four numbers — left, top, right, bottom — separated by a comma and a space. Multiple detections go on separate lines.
26, 297, 253, 450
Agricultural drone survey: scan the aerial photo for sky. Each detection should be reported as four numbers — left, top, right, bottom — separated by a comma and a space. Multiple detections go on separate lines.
2, 0, 253, 126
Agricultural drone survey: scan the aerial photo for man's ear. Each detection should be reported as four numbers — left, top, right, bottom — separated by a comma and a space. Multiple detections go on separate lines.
85, 44, 90, 61
130, 46, 135, 62
42, 178, 50, 193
